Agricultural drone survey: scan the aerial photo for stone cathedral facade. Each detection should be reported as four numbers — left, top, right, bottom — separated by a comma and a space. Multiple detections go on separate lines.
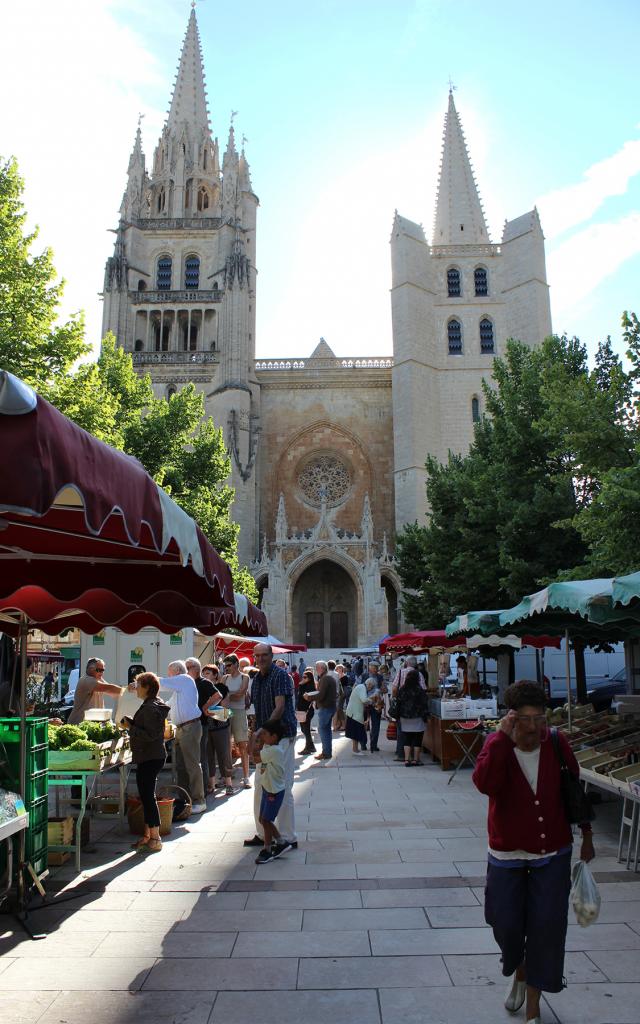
102, 10, 552, 649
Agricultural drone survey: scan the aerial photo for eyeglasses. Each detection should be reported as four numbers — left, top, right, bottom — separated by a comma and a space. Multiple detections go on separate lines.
95, 667, 105, 673
515, 714, 546, 725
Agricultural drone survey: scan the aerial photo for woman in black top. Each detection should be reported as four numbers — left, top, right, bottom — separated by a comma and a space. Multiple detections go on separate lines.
200, 664, 234, 795
297, 669, 317, 755
121, 672, 170, 853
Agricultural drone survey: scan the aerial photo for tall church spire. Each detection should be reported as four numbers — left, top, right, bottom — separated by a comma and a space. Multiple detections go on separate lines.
167, 8, 209, 133
432, 91, 489, 244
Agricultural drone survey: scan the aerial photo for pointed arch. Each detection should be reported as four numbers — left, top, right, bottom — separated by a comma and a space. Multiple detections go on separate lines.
474, 265, 488, 296
480, 317, 495, 354
156, 255, 172, 290
447, 266, 461, 297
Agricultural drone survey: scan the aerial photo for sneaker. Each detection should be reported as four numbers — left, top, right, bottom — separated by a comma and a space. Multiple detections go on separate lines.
289, 841, 298, 849
242, 778, 251, 789
255, 848, 276, 864
191, 802, 207, 814
271, 840, 293, 859
243, 834, 264, 847
504, 974, 526, 1013
225, 785, 234, 796
352, 750, 365, 756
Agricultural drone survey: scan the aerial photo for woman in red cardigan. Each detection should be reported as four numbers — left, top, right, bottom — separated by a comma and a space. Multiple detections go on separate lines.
473, 681, 594, 1024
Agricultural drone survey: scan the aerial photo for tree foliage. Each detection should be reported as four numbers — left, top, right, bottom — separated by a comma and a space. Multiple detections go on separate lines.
0, 157, 256, 601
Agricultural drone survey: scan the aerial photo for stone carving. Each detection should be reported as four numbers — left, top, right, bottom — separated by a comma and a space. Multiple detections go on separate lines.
297, 454, 351, 508
227, 408, 260, 483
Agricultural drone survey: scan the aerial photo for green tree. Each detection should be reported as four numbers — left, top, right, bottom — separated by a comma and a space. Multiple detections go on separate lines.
396, 336, 588, 626
0, 159, 256, 600
0, 157, 87, 386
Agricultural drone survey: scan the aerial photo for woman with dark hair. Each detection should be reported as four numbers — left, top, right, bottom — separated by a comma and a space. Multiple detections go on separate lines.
473, 680, 595, 1024
297, 669, 317, 755
121, 671, 170, 854
396, 668, 429, 766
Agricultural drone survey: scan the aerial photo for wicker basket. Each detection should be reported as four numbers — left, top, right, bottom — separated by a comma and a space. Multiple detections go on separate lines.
127, 796, 175, 836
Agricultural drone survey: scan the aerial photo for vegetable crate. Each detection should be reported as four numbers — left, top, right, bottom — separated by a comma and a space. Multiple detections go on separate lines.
49, 736, 130, 772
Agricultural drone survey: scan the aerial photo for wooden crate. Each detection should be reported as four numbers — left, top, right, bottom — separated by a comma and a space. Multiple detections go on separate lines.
48, 815, 74, 846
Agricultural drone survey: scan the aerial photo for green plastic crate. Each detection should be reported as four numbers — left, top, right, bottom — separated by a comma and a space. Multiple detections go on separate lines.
28, 795, 49, 831
25, 821, 48, 861
0, 717, 48, 747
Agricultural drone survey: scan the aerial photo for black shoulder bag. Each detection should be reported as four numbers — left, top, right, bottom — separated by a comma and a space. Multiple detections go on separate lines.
551, 727, 594, 824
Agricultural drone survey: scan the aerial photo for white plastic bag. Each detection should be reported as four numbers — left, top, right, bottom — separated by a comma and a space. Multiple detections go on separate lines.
570, 860, 601, 927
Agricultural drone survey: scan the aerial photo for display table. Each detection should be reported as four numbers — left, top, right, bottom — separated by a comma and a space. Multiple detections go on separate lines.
48, 755, 132, 872
0, 813, 28, 904
424, 698, 491, 771
446, 724, 486, 783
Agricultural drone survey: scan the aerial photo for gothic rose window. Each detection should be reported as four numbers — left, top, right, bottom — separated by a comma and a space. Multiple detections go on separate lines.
297, 454, 351, 508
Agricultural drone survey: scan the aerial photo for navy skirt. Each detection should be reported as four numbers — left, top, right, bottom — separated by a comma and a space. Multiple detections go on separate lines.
345, 717, 367, 745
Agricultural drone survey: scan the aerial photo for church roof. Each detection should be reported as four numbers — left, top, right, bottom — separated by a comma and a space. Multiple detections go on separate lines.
502, 208, 542, 243
392, 211, 426, 243
433, 91, 489, 245
166, 8, 210, 134
309, 338, 336, 359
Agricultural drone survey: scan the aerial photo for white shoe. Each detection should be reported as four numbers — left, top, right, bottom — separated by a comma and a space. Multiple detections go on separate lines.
352, 751, 365, 756
504, 974, 526, 1013
526, 1019, 541, 1024
191, 802, 207, 814
242, 777, 251, 788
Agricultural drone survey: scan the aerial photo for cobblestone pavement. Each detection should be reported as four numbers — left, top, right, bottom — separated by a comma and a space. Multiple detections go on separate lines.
1, 732, 639, 1024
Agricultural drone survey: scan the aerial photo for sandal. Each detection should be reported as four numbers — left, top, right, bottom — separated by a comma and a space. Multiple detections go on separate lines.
404, 760, 412, 767
132, 837, 150, 849
145, 839, 162, 854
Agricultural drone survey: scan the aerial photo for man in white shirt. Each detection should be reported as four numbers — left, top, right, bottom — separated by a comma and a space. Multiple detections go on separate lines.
160, 659, 206, 813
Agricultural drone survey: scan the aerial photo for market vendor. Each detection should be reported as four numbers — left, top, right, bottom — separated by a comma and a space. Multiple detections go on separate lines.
68, 658, 124, 725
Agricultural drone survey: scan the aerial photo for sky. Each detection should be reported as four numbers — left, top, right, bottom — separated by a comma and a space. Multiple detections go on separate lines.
1, 0, 639, 363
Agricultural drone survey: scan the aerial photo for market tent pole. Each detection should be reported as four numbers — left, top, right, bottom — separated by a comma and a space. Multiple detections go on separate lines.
17, 615, 28, 915
565, 627, 572, 732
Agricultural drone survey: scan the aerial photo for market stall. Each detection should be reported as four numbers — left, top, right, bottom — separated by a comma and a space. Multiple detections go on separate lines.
0, 370, 261, 920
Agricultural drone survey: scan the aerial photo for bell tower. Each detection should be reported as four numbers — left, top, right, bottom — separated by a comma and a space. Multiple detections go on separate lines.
101, 6, 260, 565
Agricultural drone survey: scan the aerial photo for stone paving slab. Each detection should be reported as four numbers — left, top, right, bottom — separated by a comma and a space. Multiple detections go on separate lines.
0, 956, 156, 990
37, 991, 217, 1024
0, 992, 57, 1024
174, 908, 303, 931
210, 988, 381, 1024
94, 930, 237, 958
142, 956, 299, 990
231, 929, 372, 958
443, 951, 608, 986
545, 983, 640, 1024
378, 986, 557, 1023
361, 886, 480, 908
297, 954, 452, 989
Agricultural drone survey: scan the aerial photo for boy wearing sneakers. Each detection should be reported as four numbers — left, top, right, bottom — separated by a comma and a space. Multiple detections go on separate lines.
254, 719, 292, 864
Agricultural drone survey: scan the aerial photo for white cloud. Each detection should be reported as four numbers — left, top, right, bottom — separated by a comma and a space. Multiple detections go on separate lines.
0, 0, 172, 354
547, 212, 640, 320
537, 140, 640, 240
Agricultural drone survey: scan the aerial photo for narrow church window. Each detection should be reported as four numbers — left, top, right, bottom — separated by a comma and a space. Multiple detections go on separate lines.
480, 318, 495, 354
203, 148, 208, 170
212, 281, 219, 295
197, 186, 209, 211
134, 339, 144, 352
185, 255, 200, 290
167, 385, 176, 399
472, 396, 480, 422
474, 266, 488, 296
447, 267, 461, 297
448, 319, 463, 355
157, 186, 166, 213
156, 256, 172, 290
185, 180, 192, 210
137, 279, 146, 292
183, 323, 198, 351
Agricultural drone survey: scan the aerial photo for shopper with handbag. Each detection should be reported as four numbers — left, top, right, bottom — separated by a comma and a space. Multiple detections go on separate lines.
472, 680, 595, 1024
221, 654, 251, 789
297, 669, 317, 755
120, 671, 170, 854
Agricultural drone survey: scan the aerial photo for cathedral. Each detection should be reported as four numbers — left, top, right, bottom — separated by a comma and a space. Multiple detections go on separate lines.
102, 9, 552, 650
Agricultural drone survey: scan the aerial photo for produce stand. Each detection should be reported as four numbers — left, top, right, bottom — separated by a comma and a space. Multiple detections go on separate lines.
555, 704, 640, 872
425, 697, 497, 771
48, 747, 132, 872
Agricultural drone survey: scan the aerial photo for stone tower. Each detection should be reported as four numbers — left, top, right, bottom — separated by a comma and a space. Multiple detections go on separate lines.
101, 8, 259, 565
390, 91, 552, 531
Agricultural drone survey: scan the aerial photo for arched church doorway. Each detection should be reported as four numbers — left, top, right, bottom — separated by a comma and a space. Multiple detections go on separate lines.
292, 560, 357, 649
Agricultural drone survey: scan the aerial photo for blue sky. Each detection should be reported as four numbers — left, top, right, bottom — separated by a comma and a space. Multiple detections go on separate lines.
1, 0, 639, 361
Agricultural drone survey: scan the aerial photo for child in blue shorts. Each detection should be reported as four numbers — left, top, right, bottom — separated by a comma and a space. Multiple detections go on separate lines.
254, 718, 292, 864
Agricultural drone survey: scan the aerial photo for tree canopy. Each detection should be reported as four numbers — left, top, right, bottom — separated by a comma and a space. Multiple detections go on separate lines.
396, 327, 640, 627
0, 156, 256, 601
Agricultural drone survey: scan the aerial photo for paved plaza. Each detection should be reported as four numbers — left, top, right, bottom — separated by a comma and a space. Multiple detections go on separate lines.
1, 734, 639, 1024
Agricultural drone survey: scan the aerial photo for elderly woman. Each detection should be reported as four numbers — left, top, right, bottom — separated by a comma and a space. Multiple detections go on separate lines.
473, 681, 595, 1024
345, 676, 370, 756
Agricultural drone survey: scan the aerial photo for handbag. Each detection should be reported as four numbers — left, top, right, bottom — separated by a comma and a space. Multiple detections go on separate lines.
551, 728, 595, 824
388, 696, 400, 720
386, 721, 397, 741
